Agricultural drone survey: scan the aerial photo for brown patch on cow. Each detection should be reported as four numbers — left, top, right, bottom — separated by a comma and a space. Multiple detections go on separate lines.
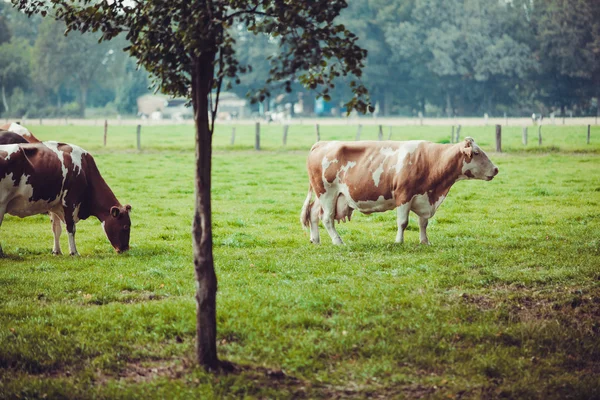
391, 142, 466, 207
0, 131, 28, 145
464, 170, 474, 178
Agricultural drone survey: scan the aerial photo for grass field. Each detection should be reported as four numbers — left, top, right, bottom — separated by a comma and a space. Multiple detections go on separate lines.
1, 124, 599, 399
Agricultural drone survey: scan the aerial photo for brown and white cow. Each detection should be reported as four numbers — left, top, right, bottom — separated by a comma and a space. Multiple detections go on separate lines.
0, 141, 131, 255
300, 137, 498, 245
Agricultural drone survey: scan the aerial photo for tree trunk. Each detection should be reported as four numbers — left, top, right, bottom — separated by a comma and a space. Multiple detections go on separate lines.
2, 85, 9, 114
445, 91, 453, 118
191, 52, 219, 371
79, 84, 88, 117
383, 87, 392, 117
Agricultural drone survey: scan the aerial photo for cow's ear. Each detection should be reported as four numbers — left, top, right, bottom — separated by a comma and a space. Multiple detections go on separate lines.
125, 204, 132, 212
461, 140, 473, 159
110, 206, 120, 218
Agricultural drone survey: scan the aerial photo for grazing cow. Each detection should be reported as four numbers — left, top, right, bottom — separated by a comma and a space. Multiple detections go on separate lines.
0, 123, 40, 143
0, 141, 131, 255
300, 137, 498, 245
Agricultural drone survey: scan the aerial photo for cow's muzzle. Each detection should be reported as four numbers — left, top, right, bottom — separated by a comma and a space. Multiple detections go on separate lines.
486, 166, 499, 180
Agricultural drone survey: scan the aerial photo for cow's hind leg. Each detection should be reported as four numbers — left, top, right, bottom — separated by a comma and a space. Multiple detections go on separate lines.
320, 195, 344, 245
309, 197, 321, 244
0, 207, 5, 256
395, 203, 411, 243
419, 216, 430, 245
50, 212, 63, 255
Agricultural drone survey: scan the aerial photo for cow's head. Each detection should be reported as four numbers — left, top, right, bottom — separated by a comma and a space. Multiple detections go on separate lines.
103, 204, 132, 253
460, 137, 499, 181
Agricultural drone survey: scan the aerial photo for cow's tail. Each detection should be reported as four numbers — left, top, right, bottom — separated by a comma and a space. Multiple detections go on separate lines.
300, 184, 314, 229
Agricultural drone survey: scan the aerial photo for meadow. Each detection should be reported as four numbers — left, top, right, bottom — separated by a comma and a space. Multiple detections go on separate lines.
1, 122, 599, 399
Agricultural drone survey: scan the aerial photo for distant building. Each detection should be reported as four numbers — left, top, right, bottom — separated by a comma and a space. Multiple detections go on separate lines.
137, 92, 248, 120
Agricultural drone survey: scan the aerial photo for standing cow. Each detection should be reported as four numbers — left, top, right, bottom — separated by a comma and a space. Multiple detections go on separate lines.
300, 137, 498, 245
0, 141, 131, 255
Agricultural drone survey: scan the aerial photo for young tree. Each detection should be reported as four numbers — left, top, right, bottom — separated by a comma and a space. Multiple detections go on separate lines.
14, 0, 371, 370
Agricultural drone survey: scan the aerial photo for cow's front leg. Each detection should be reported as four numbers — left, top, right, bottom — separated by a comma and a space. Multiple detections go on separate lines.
395, 203, 411, 243
50, 213, 63, 255
419, 216, 430, 245
64, 213, 79, 256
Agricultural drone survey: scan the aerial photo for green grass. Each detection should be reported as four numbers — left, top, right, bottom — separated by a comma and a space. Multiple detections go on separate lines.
1, 124, 599, 399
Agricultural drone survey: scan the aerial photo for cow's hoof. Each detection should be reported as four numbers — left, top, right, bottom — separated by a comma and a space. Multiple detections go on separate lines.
310, 239, 320, 244
419, 241, 430, 245
70, 252, 80, 256
52, 250, 62, 256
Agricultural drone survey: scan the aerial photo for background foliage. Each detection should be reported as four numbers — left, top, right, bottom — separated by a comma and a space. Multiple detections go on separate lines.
1, 0, 599, 117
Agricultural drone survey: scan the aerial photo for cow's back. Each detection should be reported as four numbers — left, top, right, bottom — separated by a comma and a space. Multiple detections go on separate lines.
0, 131, 28, 145
0, 143, 72, 217
308, 140, 429, 205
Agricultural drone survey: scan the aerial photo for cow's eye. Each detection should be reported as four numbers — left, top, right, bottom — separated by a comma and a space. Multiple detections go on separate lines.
473, 151, 480, 156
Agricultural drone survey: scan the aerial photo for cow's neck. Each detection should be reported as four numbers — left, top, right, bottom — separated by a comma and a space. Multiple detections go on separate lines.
85, 167, 120, 223
422, 143, 464, 196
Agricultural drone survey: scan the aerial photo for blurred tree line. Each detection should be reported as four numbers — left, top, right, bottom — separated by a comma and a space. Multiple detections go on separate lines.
0, 2, 151, 118
1, 0, 599, 118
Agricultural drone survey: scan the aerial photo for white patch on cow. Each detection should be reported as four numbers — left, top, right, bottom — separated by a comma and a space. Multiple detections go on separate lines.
372, 147, 397, 187
8, 123, 31, 137
0, 173, 17, 204
72, 202, 81, 223
339, 161, 356, 174
0, 144, 20, 160
43, 141, 68, 183
1, 172, 62, 217
68, 232, 78, 255
355, 195, 396, 213
372, 163, 384, 187
68, 144, 87, 175
393, 140, 423, 173
410, 193, 446, 219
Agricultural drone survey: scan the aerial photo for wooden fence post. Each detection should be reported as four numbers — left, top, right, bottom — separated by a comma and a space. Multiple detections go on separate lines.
495, 124, 502, 153
355, 124, 362, 141
39, 118, 42, 126
388, 126, 392, 140
538, 125, 542, 146
283, 124, 289, 146
378, 125, 383, 141
522, 127, 528, 145
103, 119, 108, 146
136, 125, 142, 150
315, 124, 320, 142
451, 126, 455, 143
587, 124, 591, 144
255, 122, 260, 150
230, 127, 236, 146
456, 125, 461, 142
418, 111, 423, 126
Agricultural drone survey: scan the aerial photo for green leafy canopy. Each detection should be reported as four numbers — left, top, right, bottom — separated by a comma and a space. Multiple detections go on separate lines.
14, 0, 373, 114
